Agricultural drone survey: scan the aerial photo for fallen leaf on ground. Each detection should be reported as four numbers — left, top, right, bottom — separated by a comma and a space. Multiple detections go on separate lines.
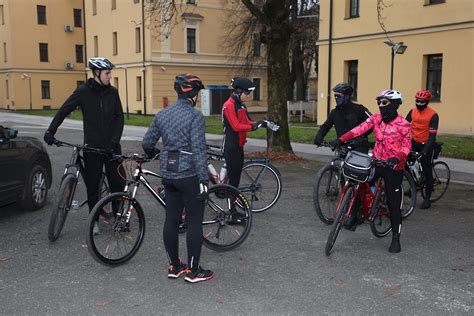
0, 257, 10, 262
96, 300, 112, 308
386, 283, 401, 297
245, 151, 305, 161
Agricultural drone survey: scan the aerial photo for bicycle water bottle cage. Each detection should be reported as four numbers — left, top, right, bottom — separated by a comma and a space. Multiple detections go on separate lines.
342, 151, 373, 182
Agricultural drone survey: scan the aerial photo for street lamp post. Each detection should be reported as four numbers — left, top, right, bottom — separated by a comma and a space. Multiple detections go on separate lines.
383, 41, 408, 89
119, 67, 129, 119
21, 73, 32, 111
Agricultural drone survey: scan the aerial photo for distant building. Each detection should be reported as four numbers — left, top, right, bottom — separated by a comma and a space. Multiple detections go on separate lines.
317, 0, 473, 135
0, 0, 85, 111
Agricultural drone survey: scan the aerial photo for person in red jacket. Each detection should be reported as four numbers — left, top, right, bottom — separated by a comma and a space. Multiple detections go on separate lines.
330, 89, 411, 253
221, 77, 266, 221
406, 90, 439, 209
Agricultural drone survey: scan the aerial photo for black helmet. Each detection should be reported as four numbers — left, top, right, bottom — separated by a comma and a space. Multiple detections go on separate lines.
88, 57, 115, 70
174, 73, 205, 98
231, 77, 255, 94
332, 83, 353, 96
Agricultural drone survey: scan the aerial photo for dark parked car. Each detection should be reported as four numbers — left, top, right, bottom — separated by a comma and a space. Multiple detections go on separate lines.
0, 125, 52, 211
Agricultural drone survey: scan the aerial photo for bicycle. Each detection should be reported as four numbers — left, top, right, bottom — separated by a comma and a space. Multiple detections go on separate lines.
405, 142, 450, 203
325, 151, 401, 256
313, 141, 417, 224
206, 144, 282, 213
47, 140, 110, 242
85, 153, 252, 266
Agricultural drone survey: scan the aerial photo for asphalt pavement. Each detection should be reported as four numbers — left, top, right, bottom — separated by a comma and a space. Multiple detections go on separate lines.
0, 112, 473, 315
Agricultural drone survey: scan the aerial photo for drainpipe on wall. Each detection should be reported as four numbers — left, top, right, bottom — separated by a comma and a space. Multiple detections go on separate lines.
326, 0, 333, 119
142, 0, 147, 115
82, 0, 88, 81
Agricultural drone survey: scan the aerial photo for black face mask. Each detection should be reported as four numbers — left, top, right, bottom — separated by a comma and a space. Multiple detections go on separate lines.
335, 94, 350, 107
379, 103, 399, 123
416, 100, 428, 111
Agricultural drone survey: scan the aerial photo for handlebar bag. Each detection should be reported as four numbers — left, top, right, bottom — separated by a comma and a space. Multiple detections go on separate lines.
342, 151, 373, 182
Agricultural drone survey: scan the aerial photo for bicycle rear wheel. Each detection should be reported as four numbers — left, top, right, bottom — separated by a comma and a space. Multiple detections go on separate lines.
401, 170, 416, 219
48, 174, 77, 242
86, 192, 145, 266
240, 161, 282, 213
370, 178, 392, 238
313, 163, 342, 225
202, 184, 252, 251
421, 161, 450, 202
325, 186, 353, 256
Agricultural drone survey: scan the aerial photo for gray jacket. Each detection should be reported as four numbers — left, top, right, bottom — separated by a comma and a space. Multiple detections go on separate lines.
142, 98, 208, 182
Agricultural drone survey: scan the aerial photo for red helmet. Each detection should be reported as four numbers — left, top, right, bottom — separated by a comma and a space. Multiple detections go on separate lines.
415, 90, 432, 101
174, 73, 205, 98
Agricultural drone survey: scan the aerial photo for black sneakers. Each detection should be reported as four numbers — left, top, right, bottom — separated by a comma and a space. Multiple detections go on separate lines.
388, 233, 401, 253
184, 267, 214, 283
167, 261, 188, 279
228, 211, 246, 225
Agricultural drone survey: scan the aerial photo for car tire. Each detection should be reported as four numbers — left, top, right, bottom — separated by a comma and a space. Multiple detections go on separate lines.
20, 164, 49, 211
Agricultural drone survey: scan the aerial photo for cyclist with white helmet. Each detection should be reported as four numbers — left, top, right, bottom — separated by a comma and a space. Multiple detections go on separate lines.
330, 89, 411, 253
43, 57, 125, 234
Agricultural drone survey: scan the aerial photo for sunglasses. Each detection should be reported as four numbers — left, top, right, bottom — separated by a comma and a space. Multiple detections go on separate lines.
377, 99, 391, 106
416, 99, 427, 105
334, 93, 344, 98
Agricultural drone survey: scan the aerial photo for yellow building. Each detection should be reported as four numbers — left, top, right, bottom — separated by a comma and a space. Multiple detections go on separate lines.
0, 0, 85, 110
84, 0, 268, 115
317, 0, 473, 135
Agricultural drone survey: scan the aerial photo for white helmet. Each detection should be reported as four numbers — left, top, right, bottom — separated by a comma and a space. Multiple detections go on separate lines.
376, 89, 403, 104
88, 57, 115, 70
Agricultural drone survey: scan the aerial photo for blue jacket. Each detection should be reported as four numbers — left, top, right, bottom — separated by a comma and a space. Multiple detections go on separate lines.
142, 98, 208, 182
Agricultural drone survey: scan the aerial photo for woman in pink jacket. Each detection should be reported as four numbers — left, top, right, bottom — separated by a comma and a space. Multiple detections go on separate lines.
330, 89, 411, 253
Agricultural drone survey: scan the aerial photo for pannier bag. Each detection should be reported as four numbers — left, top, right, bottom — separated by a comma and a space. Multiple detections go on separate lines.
342, 151, 373, 182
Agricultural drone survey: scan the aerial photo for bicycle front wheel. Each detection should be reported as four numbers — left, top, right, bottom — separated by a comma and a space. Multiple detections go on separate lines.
86, 192, 145, 266
421, 161, 450, 202
202, 184, 252, 251
325, 186, 353, 256
48, 174, 77, 242
370, 178, 392, 238
401, 170, 416, 219
313, 163, 342, 225
240, 161, 282, 213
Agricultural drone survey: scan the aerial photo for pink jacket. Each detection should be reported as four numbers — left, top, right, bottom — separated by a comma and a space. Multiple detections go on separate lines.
339, 113, 411, 171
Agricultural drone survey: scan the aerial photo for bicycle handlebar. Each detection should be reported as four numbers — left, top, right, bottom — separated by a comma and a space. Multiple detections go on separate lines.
53, 139, 112, 154
111, 153, 159, 163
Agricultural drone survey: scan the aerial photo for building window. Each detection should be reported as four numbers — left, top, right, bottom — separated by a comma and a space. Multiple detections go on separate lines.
426, 54, 442, 100
113, 32, 118, 55
37, 5, 46, 24
349, 0, 359, 18
41, 80, 50, 99
133, 0, 139, 3
92, 0, 97, 15
76, 80, 84, 88
74, 9, 82, 27
112, 0, 117, 10
187, 28, 196, 53
135, 27, 141, 53
1, 5, 4, 25
253, 78, 261, 101
5, 79, 9, 99
253, 34, 261, 57
136, 76, 142, 101
3, 42, 6, 62
113, 77, 119, 90
347, 60, 358, 100
75, 45, 84, 63
427, 0, 445, 4
39, 43, 49, 62
187, 0, 197, 4
94, 36, 98, 56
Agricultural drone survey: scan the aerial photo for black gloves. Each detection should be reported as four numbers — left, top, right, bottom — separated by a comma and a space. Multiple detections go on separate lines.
251, 120, 267, 131
313, 136, 322, 146
329, 138, 343, 149
43, 130, 55, 145
387, 157, 400, 169
144, 147, 160, 159
197, 181, 209, 201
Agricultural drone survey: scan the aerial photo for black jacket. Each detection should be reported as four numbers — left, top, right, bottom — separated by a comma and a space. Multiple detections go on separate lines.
315, 101, 372, 144
47, 78, 124, 148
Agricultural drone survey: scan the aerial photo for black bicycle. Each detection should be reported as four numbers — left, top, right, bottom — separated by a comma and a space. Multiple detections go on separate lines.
313, 141, 416, 224
47, 140, 109, 242
206, 144, 282, 213
85, 153, 252, 266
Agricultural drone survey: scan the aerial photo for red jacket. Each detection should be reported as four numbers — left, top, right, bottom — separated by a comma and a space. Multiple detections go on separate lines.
222, 95, 255, 149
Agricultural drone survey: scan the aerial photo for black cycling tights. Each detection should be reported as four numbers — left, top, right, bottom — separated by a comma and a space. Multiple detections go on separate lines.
83, 151, 125, 212
412, 141, 434, 197
223, 147, 244, 188
374, 167, 403, 235
162, 176, 205, 270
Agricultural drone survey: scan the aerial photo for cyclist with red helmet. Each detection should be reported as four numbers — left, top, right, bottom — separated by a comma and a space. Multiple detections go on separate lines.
330, 89, 411, 253
406, 90, 439, 209
142, 73, 213, 283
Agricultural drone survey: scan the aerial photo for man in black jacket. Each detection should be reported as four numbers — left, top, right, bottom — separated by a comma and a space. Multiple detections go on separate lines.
314, 83, 371, 153
43, 58, 125, 232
